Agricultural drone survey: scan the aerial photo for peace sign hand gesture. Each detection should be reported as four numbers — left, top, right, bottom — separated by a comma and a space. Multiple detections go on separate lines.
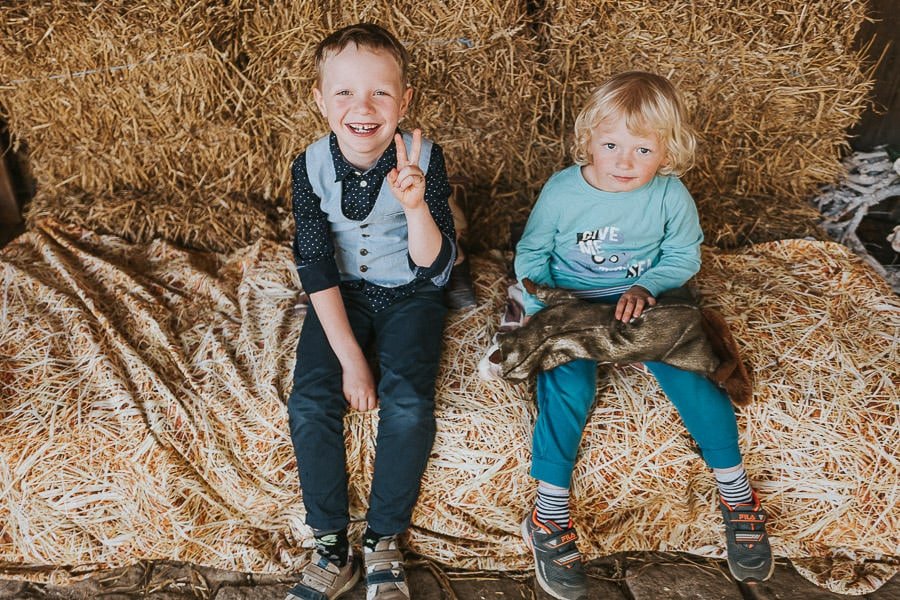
387, 129, 426, 210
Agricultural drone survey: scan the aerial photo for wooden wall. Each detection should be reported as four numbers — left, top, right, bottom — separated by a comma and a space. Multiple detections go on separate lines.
850, 0, 900, 150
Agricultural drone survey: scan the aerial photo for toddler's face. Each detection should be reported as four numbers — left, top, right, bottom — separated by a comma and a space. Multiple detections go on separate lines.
582, 117, 668, 193
314, 44, 412, 170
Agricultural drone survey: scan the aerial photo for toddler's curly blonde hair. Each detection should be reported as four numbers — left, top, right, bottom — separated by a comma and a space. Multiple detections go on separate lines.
572, 71, 696, 177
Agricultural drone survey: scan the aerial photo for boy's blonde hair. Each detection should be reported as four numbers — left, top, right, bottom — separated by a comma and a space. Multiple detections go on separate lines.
315, 23, 410, 88
572, 71, 696, 176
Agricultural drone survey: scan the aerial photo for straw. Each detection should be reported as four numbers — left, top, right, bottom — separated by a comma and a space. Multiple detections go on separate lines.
531, 0, 875, 248
1, 2, 876, 253
22, 188, 283, 254
0, 1, 265, 206
0, 222, 896, 594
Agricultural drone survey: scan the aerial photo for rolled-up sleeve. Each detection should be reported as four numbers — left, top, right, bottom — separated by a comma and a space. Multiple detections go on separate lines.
410, 144, 457, 284
291, 153, 341, 293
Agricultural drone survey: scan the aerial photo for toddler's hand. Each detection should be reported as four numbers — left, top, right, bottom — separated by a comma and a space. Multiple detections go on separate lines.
387, 129, 426, 210
342, 355, 378, 411
615, 285, 656, 323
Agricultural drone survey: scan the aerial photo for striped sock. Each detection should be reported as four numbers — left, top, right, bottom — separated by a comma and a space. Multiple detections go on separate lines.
535, 482, 570, 526
714, 466, 754, 506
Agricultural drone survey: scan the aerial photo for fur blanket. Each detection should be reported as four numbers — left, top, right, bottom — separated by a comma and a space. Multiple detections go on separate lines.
488, 280, 753, 406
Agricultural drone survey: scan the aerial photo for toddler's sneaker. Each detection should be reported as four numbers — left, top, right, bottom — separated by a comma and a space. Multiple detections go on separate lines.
719, 491, 774, 582
363, 535, 409, 600
285, 548, 360, 600
520, 509, 588, 600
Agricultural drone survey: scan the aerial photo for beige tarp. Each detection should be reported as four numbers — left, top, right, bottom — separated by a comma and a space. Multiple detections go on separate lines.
1, 219, 897, 594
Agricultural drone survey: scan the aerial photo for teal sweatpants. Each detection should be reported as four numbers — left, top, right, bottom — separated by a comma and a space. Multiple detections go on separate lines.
531, 358, 742, 488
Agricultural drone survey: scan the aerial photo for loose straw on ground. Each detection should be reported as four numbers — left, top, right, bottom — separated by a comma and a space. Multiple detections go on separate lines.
0, 221, 896, 594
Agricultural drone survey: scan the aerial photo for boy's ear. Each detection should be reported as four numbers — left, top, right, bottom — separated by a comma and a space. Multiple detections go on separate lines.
312, 86, 327, 117
399, 86, 413, 118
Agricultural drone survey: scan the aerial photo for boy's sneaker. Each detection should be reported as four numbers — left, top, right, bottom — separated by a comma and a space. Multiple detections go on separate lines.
363, 535, 409, 600
284, 549, 360, 600
520, 509, 588, 600
719, 491, 774, 582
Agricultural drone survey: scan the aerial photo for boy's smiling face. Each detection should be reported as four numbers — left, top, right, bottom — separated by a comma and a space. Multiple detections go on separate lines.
313, 43, 413, 171
582, 116, 668, 193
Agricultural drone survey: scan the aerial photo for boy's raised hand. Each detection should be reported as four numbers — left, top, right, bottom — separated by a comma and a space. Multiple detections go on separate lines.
387, 129, 426, 210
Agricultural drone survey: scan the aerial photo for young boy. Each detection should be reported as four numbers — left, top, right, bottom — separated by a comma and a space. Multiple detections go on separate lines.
285, 23, 456, 600
514, 72, 773, 599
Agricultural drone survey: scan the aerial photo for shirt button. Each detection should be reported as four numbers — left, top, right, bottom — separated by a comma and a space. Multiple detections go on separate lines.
359, 180, 368, 188
360, 265, 369, 272
362, 233, 370, 238
360, 249, 369, 256
360, 224, 368, 229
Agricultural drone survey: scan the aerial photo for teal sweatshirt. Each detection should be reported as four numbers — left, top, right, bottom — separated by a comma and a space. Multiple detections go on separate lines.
515, 165, 703, 315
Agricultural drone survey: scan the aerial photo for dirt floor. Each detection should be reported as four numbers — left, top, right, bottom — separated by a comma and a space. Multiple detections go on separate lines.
0, 552, 898, 600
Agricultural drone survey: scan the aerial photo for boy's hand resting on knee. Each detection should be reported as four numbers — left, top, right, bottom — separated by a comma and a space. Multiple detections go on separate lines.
615, 285, 656, 323
342, 354, 378, 411
387, 129, 426, 210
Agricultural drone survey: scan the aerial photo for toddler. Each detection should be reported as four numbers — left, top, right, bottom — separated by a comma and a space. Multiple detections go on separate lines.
515, 71, 772, 600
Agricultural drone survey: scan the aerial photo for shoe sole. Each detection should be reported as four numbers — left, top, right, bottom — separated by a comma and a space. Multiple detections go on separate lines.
727, 555, 775, 584
520, 518, 580, 600
332, 561, 362, 600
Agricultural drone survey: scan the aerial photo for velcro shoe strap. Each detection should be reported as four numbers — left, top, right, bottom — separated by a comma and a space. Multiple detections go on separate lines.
300, 564, 337, 591
286, 583, 329, 600
724, 510, 766, 525
734, 531, 767, 544
365, 549, 402, 565
545, 528, 579, 550
552, 551, 582, 568
367, 569, 406, 585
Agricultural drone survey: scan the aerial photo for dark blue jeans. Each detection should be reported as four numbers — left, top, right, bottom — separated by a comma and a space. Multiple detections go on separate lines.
287, 284, 447, 534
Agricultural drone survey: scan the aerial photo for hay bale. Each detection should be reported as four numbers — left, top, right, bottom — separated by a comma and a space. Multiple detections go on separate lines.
0, 219, 513, 580
23, 188, 283, 254
0, 219, 308, 579
238, 0, 548, 212
1, 2, 877, 254
0, 1, 548, 247
535, 0, 875, 241
0, 1, 260, 203
1, 221, 896, 594
699, 193, 828, 249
